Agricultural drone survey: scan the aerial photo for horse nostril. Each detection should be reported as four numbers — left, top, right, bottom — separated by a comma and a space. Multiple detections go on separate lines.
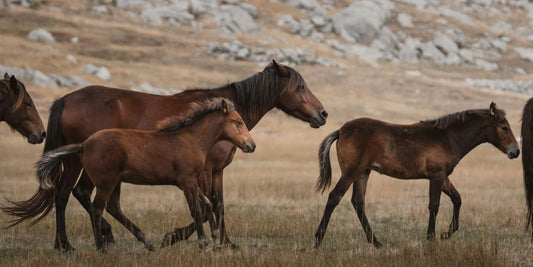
320, 110, 328, 119
41, 131, 47, 139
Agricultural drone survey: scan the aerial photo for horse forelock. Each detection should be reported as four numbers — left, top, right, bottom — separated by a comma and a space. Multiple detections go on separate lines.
156, 97, 235, 132
422, 108, 506, 129
232, 63, 305, 123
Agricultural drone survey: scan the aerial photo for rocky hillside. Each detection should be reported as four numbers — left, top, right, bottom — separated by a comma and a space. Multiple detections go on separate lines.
2, 0, 533, 96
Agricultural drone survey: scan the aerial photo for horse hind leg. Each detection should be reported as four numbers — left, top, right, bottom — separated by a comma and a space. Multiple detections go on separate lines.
54, 158, 81, 252
90, 186, 115, 252
351, 170, 382, 248
440, 177, 461, 240
105, 184, 154, 251
72, 171, 115, 245
315, 167, 364, 249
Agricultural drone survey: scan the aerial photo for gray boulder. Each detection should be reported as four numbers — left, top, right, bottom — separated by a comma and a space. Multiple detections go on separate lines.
397, 13, 413, 28
475, 59, 498, 71
239, 3, 258, 18
188, 0, 218, 16
28, 29, 55, 43
214, 5, 260, 34
398, 37, 421, 63
421, 42, 445, 63
0, 65, 28, 80
31, 70, 56, 88
332, 1, 391, 44
515, 47, 533, 63
140, 4, 194, 25
433, 31, 458, 55
438, 7, 472, 25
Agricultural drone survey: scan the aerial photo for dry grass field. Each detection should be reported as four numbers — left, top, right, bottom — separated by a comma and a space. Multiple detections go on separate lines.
1, 3, 533, 266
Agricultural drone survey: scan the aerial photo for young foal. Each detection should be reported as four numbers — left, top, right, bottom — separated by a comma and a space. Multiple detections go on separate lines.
314, 102, 519, 248
35, 98, 255, 251
0, 73, 45, 144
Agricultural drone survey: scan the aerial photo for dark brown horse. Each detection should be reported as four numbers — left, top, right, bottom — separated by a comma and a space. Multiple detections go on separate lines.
314, 102, 519, 248
30, 98, 254, 251
0, 73, 45, 144
521, 98, 533, 242
3, 61, 327, 251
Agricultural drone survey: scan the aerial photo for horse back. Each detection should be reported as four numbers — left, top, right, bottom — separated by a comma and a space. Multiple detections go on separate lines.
60, 86, 193, 144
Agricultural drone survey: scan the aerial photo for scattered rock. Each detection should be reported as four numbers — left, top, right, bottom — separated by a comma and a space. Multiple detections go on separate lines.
433, 31, 459, 55
239, 3, 258, 18
214, 5, 261, 34
140, 3, 194, 25
28, 29, 55, 43
514, 47, 533, 63
397, 13, 413, 28
81, 64, 111, 80
465, 78, 533, 95
475, 59, 498, 71
71, 36, 79, 43
332, 1, 392, 44
438, 7, 472, 25
66, 54, 77, 63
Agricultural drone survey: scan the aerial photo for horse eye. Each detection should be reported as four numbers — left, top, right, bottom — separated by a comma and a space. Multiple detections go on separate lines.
236, 120, 243, 126
24, 102, 31, 107
501, 127, 509, 133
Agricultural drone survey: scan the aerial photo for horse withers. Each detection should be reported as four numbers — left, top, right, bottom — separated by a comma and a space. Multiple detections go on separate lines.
22, 98, 255, 251
0, 73, 45, 144
315, 102, 519, 249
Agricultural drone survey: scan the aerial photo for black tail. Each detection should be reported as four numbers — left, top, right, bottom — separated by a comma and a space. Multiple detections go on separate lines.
522, 98, 533, 232
315, 130, 340, 193
1, 98, 69, 228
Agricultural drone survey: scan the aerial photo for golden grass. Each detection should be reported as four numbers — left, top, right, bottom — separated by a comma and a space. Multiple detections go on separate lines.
1, 4, 533, 266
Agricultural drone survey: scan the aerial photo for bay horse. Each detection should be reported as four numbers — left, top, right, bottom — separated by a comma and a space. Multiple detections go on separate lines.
3, 61, 327, 251
0, 73, 46, 144
521, 98, 533, 242
32, 98, 255, 251
314, 102, 519, 249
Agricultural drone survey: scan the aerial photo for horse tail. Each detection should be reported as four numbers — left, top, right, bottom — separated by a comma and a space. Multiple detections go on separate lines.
44, 97, 66, 153
315, 130, 340, 193
1, 144, 83, 228
522, 98, 533, 232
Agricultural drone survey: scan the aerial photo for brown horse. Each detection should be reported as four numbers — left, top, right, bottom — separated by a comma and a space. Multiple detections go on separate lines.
31, 98, 254, 251
3, 61, 326, 251
314, 102, 519, 249
521, 98, 533, 242
0, 73, 45, 144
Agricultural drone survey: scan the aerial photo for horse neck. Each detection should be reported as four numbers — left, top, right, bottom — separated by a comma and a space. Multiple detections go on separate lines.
174, 112, 227, 154
447, 119, 488, 161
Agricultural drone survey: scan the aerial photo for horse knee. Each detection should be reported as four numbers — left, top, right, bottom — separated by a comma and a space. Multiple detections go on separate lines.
452, 195, 462, 207
428, 203, 439, 214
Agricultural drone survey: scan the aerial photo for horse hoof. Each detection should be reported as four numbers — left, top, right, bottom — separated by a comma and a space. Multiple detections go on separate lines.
98, 247, 108, 253
440, 232, 452, 240
103, 234, 115, 245
427, 233, 436, 241
161, 233, 175, 248
146, 244, 156, 252
54, 241, 75, 252
372, 241, 382, 249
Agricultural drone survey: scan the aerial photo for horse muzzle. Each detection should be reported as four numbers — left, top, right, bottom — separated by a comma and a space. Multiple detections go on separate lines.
507, 145, 520, 159
27, 131, 46, 144
310, 110, 328, 128
242, 139, 256, 153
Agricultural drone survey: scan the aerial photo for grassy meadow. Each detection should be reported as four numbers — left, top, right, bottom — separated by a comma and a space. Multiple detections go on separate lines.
1, 3, 533, 266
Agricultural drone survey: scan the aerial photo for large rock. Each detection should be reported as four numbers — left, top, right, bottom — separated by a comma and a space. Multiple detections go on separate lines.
28, 29, 55, 43
81, 64, 111, 81
397, 13, 413, 28
214, 5, 260, 34
515, 47, 533, 63
438, 7, 472, 25
421, 42, 445, 63
398, 38, 421, 63
475, 59, 498, 71
433, 31, 458, 55
188, 0, 218, 16
284, 0, 323, 12
332, 1, 391, 44
140, 4, 194, 25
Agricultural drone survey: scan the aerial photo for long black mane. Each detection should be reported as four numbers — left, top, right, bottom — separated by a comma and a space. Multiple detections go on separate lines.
180, 63, 306, 126
421, 108, 505, 129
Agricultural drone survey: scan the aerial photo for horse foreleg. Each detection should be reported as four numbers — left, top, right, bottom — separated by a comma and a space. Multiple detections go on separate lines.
440, 177, 461, 240
427, 176, 444, 240
105, 184, 154, 251
90, 186, 114, 252
351, 170, 381, 248
315, 173, 358, 249
212, 171, 237, 249
73, 172, 115, 244
184, 187, 208, 249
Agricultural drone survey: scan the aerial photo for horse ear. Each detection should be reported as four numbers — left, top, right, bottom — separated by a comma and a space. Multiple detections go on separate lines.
221, 99, 229, 114
272, 59, 288, 76
9, 75, 19, 94
490, 102, 497, 117
4, 73, 9, 80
